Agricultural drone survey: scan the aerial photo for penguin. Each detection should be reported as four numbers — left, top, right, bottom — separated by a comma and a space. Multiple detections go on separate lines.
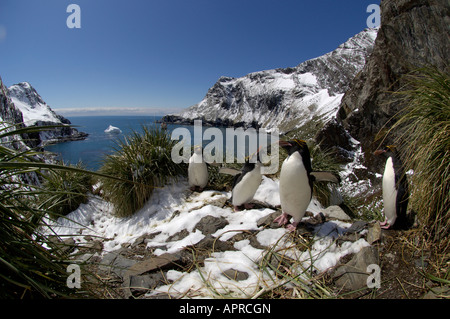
231, 157, 262, 211
188, 145, 208, 192
274, 139, 340, 231
219, 152, 263, 211
374, 145, 409, 229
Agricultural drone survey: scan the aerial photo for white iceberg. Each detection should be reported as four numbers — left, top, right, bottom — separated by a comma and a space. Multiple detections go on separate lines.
104, 125, 122, 134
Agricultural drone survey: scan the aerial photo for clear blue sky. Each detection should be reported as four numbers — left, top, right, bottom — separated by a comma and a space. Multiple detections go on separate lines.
0, 0, 380, 115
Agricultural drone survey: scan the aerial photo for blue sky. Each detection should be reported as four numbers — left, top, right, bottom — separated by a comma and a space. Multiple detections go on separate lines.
0, 0, 379, 115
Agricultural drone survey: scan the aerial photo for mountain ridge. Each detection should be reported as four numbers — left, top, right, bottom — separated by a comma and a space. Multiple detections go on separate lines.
162, 28, 378, 134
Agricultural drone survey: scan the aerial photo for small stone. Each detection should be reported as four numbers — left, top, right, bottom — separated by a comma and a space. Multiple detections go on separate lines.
194, 215, 229, 235
344, 221, 368, 234
222, 269, 249, 281
257, 211, 282, 228
322, 206, 351, 221
366, 222, 382, 244
167, 229, 190, 241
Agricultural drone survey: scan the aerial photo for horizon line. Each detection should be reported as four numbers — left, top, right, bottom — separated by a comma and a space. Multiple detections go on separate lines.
53, 106, 184, 117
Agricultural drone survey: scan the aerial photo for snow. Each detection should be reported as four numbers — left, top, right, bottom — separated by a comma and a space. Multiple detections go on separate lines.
44, 174, 369, 298
10, 96, 60, 125
104, 125, 122, 134
172, 28, 378, 134
8, 82, 61, 125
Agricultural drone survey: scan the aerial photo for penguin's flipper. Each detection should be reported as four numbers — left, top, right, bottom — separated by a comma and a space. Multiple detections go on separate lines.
310, 171, 341, 183
206, 162, 222, 167
219, 167, 242, 176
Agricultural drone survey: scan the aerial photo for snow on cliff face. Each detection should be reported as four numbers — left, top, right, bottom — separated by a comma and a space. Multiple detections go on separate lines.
8, 82, 61, 125
170, 28, 378, 133
5, 82, 88, 146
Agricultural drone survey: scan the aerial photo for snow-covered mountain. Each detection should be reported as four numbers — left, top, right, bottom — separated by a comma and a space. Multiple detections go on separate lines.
6, 82, 88, 146
163, 28, 378, 133
8, 82, 62, 125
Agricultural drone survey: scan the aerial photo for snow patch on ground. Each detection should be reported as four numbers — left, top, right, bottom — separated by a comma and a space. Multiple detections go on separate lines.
44, 175, 370, 298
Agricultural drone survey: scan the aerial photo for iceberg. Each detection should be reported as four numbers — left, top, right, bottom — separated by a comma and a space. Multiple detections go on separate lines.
104, 125, 122, 134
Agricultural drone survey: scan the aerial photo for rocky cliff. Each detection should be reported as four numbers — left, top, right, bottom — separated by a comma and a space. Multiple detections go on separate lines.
162, 28, 378, 133
0, 77, 29, 151
334, 0, 450, 170
3, 81, 88, 147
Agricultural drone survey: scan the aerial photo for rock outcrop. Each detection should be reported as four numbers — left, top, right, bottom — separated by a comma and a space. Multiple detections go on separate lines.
335, 0, 450, 170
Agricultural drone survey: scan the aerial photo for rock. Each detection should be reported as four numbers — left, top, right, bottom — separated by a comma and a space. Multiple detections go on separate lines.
206, 196, 228, 208
344, 221, 368, 234
195, 235, 236, 252
125, 253, 182, 277
222, 269, 249, 281
336, 0, 450, 172
257, 210, 282, 228
194, 215, 229, 235
315, 119, 356, 163
366, 222, 382, 244
131, 234, 148, 248
80, 240, 103, 252
72, 253, 97, 264
167, 229, 190, 242
322, 206, 351, 221
334, 246, 380, 291
99, 249, 138, 278
303, 212, 326, 226
122, 253, 183, 298
128, 273, 166, 297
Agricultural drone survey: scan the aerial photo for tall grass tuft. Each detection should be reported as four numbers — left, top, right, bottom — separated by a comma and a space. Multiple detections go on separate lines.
39, 161, 94, 219
0, 124, 74, 298
99, 125, 186, 217
389, 66, 449, 242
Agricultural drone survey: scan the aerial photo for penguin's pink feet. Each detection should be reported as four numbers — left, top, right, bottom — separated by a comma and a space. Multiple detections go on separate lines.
233, 206, 242, 212
274, 212, 290, 226
380, 218, 391, 229
244, 203, 255, 209
286, 222, 299, 232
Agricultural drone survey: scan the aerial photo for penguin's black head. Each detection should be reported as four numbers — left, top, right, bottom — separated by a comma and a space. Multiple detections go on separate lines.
279, 139, 312, 173
374, 145, 397, 158
279, 139, 309, 156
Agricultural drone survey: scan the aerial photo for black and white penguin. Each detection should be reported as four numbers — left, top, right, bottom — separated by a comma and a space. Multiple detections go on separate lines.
374, 145, 409, 229
188, 145, 208, 192
219, 153, 263, 211
231, 157, 262, 211
275, 139, 340, 231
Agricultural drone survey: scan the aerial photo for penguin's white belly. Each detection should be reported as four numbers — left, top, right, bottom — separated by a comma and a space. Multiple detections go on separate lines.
382, 157, 397, 225
279, 153, 311, 222
188, 155, 208, 188
232, 168, 262, 206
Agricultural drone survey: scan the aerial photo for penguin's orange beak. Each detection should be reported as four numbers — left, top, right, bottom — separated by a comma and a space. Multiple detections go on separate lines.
374, 149, 386, 156
279, 140, 292, 147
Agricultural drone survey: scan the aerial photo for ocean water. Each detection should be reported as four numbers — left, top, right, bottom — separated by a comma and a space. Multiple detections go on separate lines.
45, 116, 167, 171
44, 116, 275, 171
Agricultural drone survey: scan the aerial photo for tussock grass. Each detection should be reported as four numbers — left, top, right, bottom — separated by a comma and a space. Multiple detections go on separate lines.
99, 125, 186, 217
39, 161, 94, 218
0, 122, 130, 298
0, 124, 82, 298
388, 66, 449, 242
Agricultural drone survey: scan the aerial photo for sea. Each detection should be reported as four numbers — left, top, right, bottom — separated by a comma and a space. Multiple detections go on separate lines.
44, 116, 274, 171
